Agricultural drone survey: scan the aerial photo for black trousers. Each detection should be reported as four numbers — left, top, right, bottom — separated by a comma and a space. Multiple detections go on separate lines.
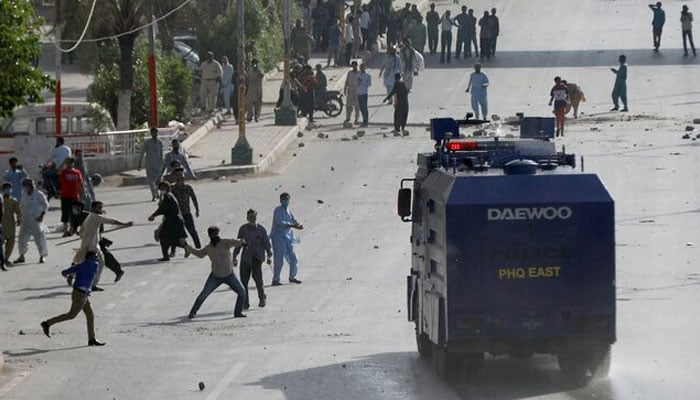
440, 31, 452, 62
182, 213, 201, 248
455, 30, 467, 57
394, 102, 409, 131
240, 258, 266, 306
428, 29, 438, 53
480, 37, 492, 60
683, 30, 696, 55
99, 238, 123, 275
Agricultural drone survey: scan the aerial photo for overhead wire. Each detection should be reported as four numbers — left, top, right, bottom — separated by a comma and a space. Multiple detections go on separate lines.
50, 0, 193, 45
55, 0, 98, 52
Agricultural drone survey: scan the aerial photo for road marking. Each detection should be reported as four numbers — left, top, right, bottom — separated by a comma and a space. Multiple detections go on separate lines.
0, 372, 31, 396
204, 362, 246, 400
104, 303, 116, 311
135, 281, 148, 287
120, 290, 135, 298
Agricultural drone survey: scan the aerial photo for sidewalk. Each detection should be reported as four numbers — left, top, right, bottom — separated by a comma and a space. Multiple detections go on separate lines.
120, 54, 358, 185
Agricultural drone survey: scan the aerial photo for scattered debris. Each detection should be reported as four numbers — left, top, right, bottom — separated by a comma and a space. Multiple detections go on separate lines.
297, 131, 304, 137
317, 199, 325, 204
301, 185, 306, 188
639, 219, 655, 223
382, 133, 388, 138
352, 135, 358, 140
685, 126, 695, 132
331, 166, 335, 171
590, 127, 600, 131
259, 154, 263, 157
356, 130, 365, 137
298, 142, 305, 148
373, 245, 379, 249
19, 330, 25, 335
342, 364, 347, 369
474, 129, 487, 136
687, 242, 694, 247
221, 159, 225, 164
491, 114, 501, 121
682, 134, 691, 139
341, 137, 351, 141
292, 153, 297, 157
230, 180, 238, 183
346, 277, 353, 280
402, 131, 410, 136
670, 152, 682, 155
198, 382, 205, 391
693, 118, 700, 124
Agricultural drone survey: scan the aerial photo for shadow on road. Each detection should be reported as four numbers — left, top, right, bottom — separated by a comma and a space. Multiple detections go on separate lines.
5, 346, 86, 358
23, 291, 70, 301
419, 48, 700, 69
251, 352, 617, 400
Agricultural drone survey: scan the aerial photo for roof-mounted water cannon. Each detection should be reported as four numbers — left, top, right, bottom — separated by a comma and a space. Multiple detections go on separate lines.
427, 116, 576, 173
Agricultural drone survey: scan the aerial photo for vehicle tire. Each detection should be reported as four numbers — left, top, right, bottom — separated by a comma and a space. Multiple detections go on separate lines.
593, 345, 611, 379
416, 332, 432, 359
432, 345, 460, 380
463, 352, 485, 373
558, 350, 592, 387
324, 97, 343, 117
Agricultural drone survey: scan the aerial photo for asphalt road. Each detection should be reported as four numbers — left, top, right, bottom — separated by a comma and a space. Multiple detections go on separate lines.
2, 0, 699, 399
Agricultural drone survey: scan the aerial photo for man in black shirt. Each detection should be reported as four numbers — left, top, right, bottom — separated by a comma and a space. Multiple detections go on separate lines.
233, 209, 272, 309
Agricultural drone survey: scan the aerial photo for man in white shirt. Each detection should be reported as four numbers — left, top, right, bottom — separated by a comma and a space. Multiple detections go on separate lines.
344, 15, 355, 65
466, 63, 489, 120
360, 5, 371, 50
14, 179, 49, 264
199, 51, 223, 113
73, 201, 133, 290
357, 63, 372, 127
220, 56, 235, 115
344, 61, 361, 125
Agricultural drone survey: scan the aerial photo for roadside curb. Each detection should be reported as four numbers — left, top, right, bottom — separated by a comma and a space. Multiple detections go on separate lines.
118, 50, 385, 187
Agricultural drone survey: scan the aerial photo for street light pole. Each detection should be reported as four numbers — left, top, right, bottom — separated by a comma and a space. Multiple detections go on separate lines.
274, 0, 297, 126
231, 0, 253, 164
147, 13, 158, 128
54, 0, 62, 136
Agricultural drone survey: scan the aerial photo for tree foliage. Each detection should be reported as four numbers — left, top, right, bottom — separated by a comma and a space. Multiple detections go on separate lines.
193, 0, 288, 72
0, 0, 54, 117
89, 40, 193, 128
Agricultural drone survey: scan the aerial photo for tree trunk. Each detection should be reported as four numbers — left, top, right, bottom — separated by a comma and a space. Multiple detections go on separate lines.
116, 33, 138, 130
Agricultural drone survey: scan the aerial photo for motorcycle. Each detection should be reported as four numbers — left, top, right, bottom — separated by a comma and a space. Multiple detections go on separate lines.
38, 162, 60, 201
315, 90, 344, 117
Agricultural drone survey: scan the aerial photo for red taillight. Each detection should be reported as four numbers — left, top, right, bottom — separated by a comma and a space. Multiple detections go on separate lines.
446, 141, 478, 151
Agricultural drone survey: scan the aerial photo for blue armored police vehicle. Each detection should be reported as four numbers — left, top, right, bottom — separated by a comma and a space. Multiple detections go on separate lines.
397, 117, 615, 383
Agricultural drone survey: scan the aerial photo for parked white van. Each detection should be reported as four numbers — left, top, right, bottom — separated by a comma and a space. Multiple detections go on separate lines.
0, 102, 116, 154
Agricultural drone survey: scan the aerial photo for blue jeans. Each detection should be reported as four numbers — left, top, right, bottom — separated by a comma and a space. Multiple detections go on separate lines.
271, 236, 298, 283
189, 273, 246, 316
358, 94, 369, 125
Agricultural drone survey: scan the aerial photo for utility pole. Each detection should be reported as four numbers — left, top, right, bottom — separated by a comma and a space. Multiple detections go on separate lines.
231, 0, 253, 164
147, 13, 158, 128
54, 0, 62, 136
274, 0, 296, 126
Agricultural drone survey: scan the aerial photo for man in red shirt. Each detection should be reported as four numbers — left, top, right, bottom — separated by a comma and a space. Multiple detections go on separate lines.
59, 157, 83, 237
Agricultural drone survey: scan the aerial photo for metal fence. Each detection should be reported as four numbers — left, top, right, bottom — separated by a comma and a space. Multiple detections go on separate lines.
64, 127, 181, 158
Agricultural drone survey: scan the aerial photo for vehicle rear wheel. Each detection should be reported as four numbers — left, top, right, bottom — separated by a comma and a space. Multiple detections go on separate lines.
432, 345, 461, 380
463, 352, 485, 373
558, 345, 611, 386
416, 332, 432, 359
324, 97, 343, 117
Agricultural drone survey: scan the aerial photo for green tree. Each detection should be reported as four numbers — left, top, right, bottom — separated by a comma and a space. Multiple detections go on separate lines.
89, 40, 192, 128
0, 0, 54, 117
193, 0, 289, 72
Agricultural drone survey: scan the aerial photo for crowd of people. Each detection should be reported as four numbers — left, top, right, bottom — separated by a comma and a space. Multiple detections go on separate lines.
2, 132, 307, 346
